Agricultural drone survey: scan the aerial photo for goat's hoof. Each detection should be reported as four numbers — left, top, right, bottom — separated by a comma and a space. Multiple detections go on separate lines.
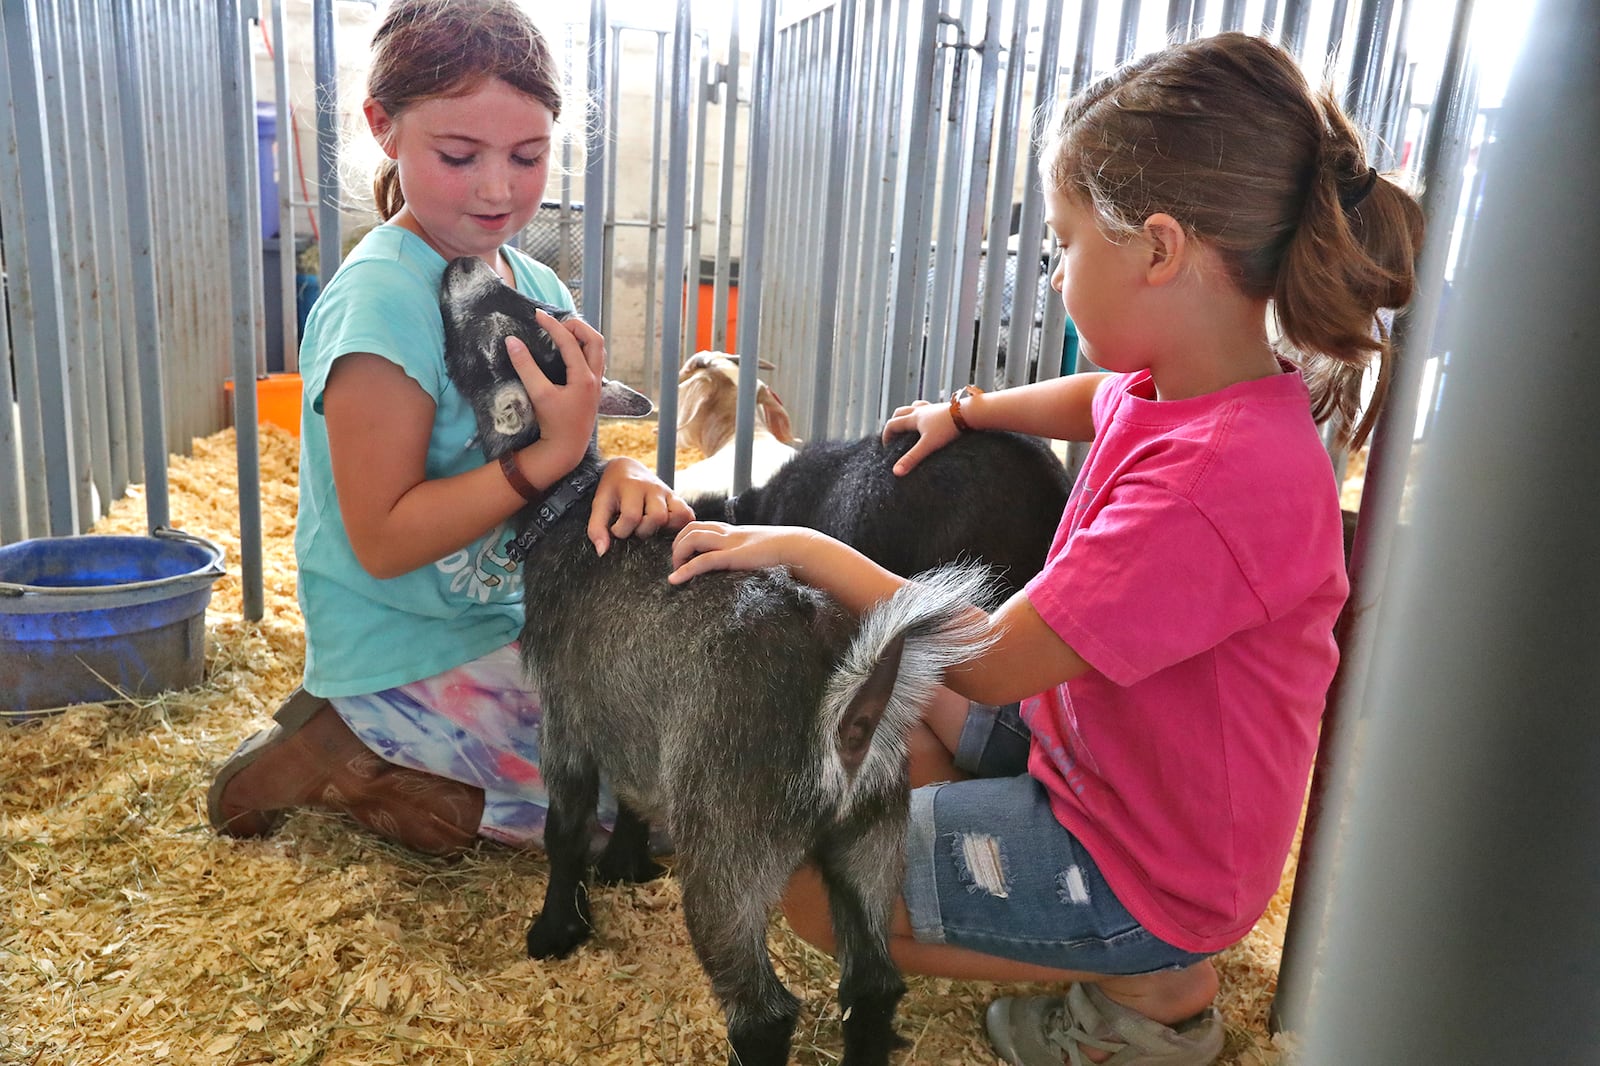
594, 854, 666, 885
526, 915, 592, 959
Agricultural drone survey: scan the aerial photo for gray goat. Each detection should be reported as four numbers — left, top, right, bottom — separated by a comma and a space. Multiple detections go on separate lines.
440, 256, 993, 1065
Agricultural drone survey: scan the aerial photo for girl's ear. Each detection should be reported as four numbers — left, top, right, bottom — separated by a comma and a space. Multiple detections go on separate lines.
363, 98, 398, 159
1142, 213, 1187, 286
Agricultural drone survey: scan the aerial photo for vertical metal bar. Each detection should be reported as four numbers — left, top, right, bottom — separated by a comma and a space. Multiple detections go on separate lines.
1280, 0, 1312, 57
1220, 0, 1246, 33
114, 0, 169, 532
927, 3, 974, 405
1299, 1, 1600, 1059
3, 0, 80, 536
582, 0, 608, 323
946, 0, 1005, 398
1272, 0, 1479, 1037
272, 0, 299, 372
883, 0, 943, 411
974, 0, 1029, 392
1326, 0, 1352, 68
602, 25, 622, 338
1115, 0, 1141, 65
1343, 0, 1396, 128
218, 0, 265, 620
96, 0, 144, 494
733, 0, 778, 492
837, 0, 883, 436
641, 30, 667, 400
655, 4, 693, 483
313, 0, 340, 286
1032, 5, 1072, 384
0, 302, 17, 543
1260, 0, 1281, 38
683, 37, 711, 368
38, 0, 96, 527
1003, 0, 1065, 388
0, 11, 35, 541
80, 0, 130, 500
809, 0, 859, 439
711, 6, 741, 353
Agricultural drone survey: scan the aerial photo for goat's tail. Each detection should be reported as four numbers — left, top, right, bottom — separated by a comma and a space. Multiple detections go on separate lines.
819, 562, 999, 811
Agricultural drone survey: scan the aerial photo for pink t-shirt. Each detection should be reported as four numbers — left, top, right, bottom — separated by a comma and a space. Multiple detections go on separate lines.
1021, 366, 1348, 953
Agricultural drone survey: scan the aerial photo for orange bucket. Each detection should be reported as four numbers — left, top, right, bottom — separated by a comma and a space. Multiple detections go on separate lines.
224, 373, 303, 437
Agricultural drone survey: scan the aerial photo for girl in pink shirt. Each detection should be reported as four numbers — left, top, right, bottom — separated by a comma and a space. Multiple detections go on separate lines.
670, 32, 1422, 1066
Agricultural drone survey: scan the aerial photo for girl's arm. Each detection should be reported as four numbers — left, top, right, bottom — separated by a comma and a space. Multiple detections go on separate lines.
327, 311, 604, 578
885, 372, 1110, 476
667, 524, 1089, 704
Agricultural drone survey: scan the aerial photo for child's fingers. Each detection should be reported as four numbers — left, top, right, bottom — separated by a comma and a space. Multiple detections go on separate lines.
892, 432, 944, 477
881, 399, 930, 442
504, 335, 553, 396
535, 310, 602, 388
559, 315, 608, 379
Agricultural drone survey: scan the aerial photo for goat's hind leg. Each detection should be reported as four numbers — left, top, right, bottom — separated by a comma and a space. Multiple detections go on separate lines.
817, 810, 910, 1065
526, 743, 601, 959
594, 800, 666, 885
677, 843, 805, 1066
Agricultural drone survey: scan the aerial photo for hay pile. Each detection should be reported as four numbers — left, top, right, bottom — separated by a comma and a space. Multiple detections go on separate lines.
1, 421, 1297, 1065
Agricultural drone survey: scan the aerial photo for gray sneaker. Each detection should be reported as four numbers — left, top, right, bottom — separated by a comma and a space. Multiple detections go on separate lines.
986, 982, 1223, 1066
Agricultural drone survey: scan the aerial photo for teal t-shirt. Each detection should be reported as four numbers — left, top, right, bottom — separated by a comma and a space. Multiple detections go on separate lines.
294, 224, 575, 697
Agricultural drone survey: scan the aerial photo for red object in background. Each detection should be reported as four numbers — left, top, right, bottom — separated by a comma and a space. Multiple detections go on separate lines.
693, 281, 739, 353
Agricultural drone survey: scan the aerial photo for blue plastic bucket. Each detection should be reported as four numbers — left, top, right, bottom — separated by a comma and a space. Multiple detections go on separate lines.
0, 529, 226, 718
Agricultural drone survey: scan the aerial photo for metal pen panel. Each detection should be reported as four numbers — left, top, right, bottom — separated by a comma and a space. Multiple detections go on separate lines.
1116, 0, 1141, 64
883, 0, 942, 412
1343, 0, 1396, 128
945, 0, 1004, 398
809, 0, 858, 439
272, 0, 300, 373
58, 0, 115, 518
926, 1, 976, 406
114, 0, 170, 533
711, 7, 741, 353
313, 0, 340, 287
733, 0, 778, 493
218, 0, 265, 622
2, 0, 79, 537
1003, 0, 1065, 388
582, 0, 608, 324
1220, 0, 1246, 32
682, 39, 711, 369
37, 0, 95, 525
974, 0, 1029, 392
1280, 0, 1312, 57
655, 2, 694, 483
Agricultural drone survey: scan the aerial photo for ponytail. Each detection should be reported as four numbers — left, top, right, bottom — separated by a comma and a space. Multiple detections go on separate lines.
1274, 93, 1425, 449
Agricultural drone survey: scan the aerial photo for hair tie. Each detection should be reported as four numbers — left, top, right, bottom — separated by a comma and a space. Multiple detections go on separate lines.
1340, 166, 1380, 210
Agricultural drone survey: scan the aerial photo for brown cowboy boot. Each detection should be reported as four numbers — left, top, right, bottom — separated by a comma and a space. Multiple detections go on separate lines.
208, 688, 486, 857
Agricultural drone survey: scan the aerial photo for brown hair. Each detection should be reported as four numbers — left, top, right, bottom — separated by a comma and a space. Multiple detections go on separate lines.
1046, 32, 1424, 448
367, 0, 563, 222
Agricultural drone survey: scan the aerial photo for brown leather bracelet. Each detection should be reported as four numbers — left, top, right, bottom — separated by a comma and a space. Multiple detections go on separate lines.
499, 451, 544, 503
950, 385, 984, 432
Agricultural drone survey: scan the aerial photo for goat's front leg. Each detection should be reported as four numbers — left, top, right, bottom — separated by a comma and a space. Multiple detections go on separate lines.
818, 809, 910, 1066
594, 800, 666, 885
526, 747, 600, 959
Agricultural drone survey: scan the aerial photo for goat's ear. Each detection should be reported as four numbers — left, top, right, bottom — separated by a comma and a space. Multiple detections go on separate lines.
757, 382, 798, 445
836, 635, 905, 775
680, 351, 720, 379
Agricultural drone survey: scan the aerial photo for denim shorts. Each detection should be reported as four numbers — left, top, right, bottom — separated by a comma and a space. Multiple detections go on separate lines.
902, 702, 1211, 975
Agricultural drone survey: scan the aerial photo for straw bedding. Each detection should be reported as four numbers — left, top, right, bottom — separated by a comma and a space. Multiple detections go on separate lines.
0, 421, 1310, 1065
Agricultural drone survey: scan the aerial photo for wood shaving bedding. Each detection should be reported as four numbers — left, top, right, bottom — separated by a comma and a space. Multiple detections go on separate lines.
0, 420, 1296, 1064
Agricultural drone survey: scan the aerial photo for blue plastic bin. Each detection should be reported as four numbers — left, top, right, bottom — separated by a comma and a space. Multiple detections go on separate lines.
257, 100, 279, 239
0, 529, 226, 718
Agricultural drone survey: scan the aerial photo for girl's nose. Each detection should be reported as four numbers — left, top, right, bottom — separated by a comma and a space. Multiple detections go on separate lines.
1049, 255, 1065, 294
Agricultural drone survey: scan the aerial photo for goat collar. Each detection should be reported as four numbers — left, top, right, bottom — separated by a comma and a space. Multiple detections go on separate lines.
504, 465, 601, 563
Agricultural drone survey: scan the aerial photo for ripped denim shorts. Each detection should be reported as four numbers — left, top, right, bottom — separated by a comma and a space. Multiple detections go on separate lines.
901, 702, 1211, 975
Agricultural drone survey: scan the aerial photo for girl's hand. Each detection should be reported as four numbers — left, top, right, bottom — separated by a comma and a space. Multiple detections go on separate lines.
667, 522, 822, 584
507, 309, 605, 469
588, 457, 695, 556
881, 398, 960, 476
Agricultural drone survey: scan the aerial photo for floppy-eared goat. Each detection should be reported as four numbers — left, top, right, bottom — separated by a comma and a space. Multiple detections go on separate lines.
440, 256, 994, 1066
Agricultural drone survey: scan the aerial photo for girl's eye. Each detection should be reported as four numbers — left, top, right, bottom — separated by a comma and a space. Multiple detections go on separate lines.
512, 153, 545, 168
440, 153, 473, 167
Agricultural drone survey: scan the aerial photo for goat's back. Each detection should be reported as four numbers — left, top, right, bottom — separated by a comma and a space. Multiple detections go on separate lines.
516, 514, 859, 824
697, 431, 1070, 599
